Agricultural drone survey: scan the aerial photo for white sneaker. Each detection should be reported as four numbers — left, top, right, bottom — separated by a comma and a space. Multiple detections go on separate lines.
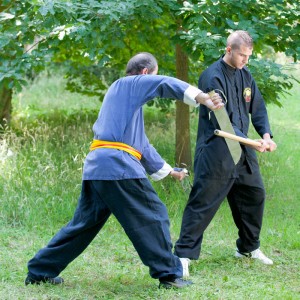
179, 257, 191, 277
235, 248, 273, 265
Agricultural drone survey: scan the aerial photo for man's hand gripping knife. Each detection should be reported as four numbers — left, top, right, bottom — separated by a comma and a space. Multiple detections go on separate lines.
195, 91, 224, 111
170, 167, 189, 181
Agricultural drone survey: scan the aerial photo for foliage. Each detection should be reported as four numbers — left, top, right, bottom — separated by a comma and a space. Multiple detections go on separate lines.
0, 0, 178, 91
249, 59, 295, 106
178, 0, 300, 62
0, 0, 299, 109
176, 0, 300, 105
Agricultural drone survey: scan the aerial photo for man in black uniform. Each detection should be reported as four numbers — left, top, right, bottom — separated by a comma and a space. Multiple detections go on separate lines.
175, 30, 277, 274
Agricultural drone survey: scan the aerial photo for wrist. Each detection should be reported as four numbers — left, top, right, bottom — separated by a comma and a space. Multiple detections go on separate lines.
195, 91, 207, 104
263, 133, 271, 140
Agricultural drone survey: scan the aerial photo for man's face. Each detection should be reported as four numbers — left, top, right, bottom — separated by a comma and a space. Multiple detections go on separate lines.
226, 44, 253, 69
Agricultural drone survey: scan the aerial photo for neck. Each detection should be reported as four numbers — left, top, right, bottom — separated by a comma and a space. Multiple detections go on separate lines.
223, 54, 235, 69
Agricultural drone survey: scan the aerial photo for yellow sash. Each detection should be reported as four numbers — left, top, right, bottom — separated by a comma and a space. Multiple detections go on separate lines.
90, 140, 142, 160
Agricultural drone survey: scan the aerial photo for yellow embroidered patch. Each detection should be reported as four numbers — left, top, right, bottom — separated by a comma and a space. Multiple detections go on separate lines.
243, 87, 251, 102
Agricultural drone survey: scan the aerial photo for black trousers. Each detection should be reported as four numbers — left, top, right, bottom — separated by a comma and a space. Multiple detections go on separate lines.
174, 157, 265, 259
27, 179, 182, 281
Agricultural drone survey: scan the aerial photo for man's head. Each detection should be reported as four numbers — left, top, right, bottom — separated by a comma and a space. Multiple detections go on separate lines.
223, 30, 253, 69
126, 52, 158, 76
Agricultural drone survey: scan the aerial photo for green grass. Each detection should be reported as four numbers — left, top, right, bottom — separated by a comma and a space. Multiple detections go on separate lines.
0, 69, 299, 299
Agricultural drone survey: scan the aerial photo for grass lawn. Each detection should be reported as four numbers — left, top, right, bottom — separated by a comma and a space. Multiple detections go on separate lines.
0, 69, 299, 299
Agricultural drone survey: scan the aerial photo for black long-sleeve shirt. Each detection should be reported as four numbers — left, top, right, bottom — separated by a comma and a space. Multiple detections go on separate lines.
195, 57, 272, 179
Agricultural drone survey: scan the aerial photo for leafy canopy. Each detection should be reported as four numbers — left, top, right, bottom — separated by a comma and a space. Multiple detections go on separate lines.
0, 0, 177, 91
177, 0, 300, 105
0, 0, 299, 107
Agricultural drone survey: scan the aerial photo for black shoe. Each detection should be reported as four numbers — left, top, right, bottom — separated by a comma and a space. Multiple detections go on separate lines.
159, 278, 193, 289
25, 275, 64, 285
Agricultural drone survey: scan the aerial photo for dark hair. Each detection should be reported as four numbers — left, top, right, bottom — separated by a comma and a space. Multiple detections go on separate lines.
227, 30, 253, 50
126, 52, 157, 76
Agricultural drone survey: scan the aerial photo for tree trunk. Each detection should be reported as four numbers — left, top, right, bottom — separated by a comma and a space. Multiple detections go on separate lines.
0, 81, 12, 129
0, 0, 13, 129
175, 44, 192, 168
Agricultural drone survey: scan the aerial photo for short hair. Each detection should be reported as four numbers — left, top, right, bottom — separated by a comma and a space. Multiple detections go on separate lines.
227, 30, 253, 50
126, 52, 158, 76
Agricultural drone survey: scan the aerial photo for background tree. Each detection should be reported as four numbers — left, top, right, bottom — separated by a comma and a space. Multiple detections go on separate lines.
0, 0, 299, 165
0, 0, 178, 121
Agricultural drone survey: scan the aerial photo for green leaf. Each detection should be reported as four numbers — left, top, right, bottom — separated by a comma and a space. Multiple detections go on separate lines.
0, 12, 15, 21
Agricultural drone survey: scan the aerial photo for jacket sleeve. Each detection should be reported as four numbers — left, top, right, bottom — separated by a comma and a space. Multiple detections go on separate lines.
140, 135, 172, 181
139, 75, 201, 108
250, 80, 273, 138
